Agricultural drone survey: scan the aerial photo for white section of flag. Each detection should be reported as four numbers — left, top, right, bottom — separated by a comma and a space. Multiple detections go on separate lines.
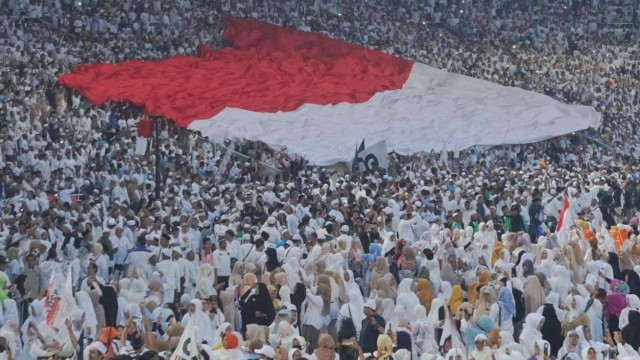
171, 317, 199, 360
189, 62, 601, 165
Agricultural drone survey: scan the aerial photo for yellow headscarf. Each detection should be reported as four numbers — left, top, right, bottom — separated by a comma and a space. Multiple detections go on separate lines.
448, 285, 463, 314
491, 242, 505, 268
417, 279, 432, 312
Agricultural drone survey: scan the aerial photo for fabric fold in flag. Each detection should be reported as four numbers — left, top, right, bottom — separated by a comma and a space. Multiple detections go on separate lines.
59, 19, 602, 165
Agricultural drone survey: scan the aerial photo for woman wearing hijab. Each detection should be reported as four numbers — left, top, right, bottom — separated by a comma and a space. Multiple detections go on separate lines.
395, 322, 415, 360
146, 272, 164, 305
468, 270, 491, 304
343, 270, 359, 301
608, 252, 622, 280
310, 334, 337, 360
575, 325, 609, 359
401, 246, 417, 273
417, 278, 433, 312
427, 298, 445, 345
561, 295, 590, 336
396, 278, 420, 315
536, 293, 563, 356
621, 310, 640, 351
474, 286, 496, 322
338, 288, 366, 339
229, 262, 246, 289
562, 245, 583, 283
181, 299, 215, 344
379, 298, 396, 325
369, 257, 389, 292
619, 294, 640, 330
491, 286, 515, 333
463, 315, 495, 354
447, 285, 463, 316
622, 269, 640, 297
518, 313, 545, 359
605, 281, 627, 333
213, 332, 244, 360
374, 277, 396, 301
213, 322, 233, 349
265, 248, 281, 272
411, 304, 438, 356
523, 275, 546, 315
75, 291, 99, 339
20, 300, 44, 348
241, 282, 276, 332
557, 330, 581, 359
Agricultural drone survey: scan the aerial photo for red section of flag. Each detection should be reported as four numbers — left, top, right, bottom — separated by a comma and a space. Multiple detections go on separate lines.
137, 117, 153, 138
58, 19, 413, 127
556, 197, 570, 232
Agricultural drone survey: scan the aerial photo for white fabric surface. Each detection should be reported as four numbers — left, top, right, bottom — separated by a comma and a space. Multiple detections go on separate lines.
189, 63, 602, 165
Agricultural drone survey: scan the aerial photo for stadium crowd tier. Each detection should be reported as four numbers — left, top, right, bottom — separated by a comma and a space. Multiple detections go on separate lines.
2, 0, 640, 359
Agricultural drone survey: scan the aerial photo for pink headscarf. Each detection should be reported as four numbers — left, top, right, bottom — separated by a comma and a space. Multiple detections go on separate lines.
606, 293, 626, 319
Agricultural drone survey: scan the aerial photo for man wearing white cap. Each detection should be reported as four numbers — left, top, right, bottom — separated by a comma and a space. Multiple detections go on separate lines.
335, 225, 353, 250
255, 345, 276, 360
260, 216, 281, 246
88, 341, 107, 360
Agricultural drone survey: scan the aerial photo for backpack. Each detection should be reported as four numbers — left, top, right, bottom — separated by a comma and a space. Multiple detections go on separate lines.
512, 287, 525, 323
338, 305, 357, 340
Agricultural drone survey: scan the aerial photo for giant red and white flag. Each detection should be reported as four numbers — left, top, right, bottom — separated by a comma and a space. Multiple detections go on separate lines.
59, 19, 601, 165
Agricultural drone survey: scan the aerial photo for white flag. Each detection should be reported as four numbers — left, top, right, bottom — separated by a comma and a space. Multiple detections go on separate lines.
170, 317, 199, 360
355, 140, 388, 172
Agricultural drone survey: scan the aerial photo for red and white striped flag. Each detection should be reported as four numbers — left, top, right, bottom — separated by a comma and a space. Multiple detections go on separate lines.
556, 195, 574, 232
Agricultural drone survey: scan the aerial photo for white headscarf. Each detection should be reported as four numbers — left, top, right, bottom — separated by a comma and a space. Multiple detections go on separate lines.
339, 289, 365, 335
565, 294, 586, 321
397, 278, 419, 314
76, 291, 98, 331
182, 299, 215, 344
380, 298, 396, 324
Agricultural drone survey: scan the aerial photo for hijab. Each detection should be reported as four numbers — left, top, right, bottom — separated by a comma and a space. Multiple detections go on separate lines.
565, 295, 586, 322
370, 256, 389, 288
255, 283, 276, 325
230, 262, 245, 286
344, 270, 358, 298
241, 273, 258, 295
341, 288, 365, 335
402, 246, 417, 271
469, 270, 491, 304
497, 286, 516, 318
265, 248, 280, 272
314, 334, 335, 360
474, 286, 495, 321
447, 285, 463, 314
76, 291, 98, 331
375, 276, 396, 300
397, 278, 420, 314
524, 275, 546, 314
184, 299, 215, 344
147, 273, 164, 304
21, 300, 44, 340
417, 278, 433, 311
380, 298, 396, 324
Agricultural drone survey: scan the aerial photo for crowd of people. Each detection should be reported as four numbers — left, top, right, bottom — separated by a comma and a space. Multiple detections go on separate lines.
2, 0, 640, 359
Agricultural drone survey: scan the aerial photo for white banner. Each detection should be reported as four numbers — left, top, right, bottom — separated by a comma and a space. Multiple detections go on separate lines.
170, 318, 199, 360
354, 140, 388, 172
